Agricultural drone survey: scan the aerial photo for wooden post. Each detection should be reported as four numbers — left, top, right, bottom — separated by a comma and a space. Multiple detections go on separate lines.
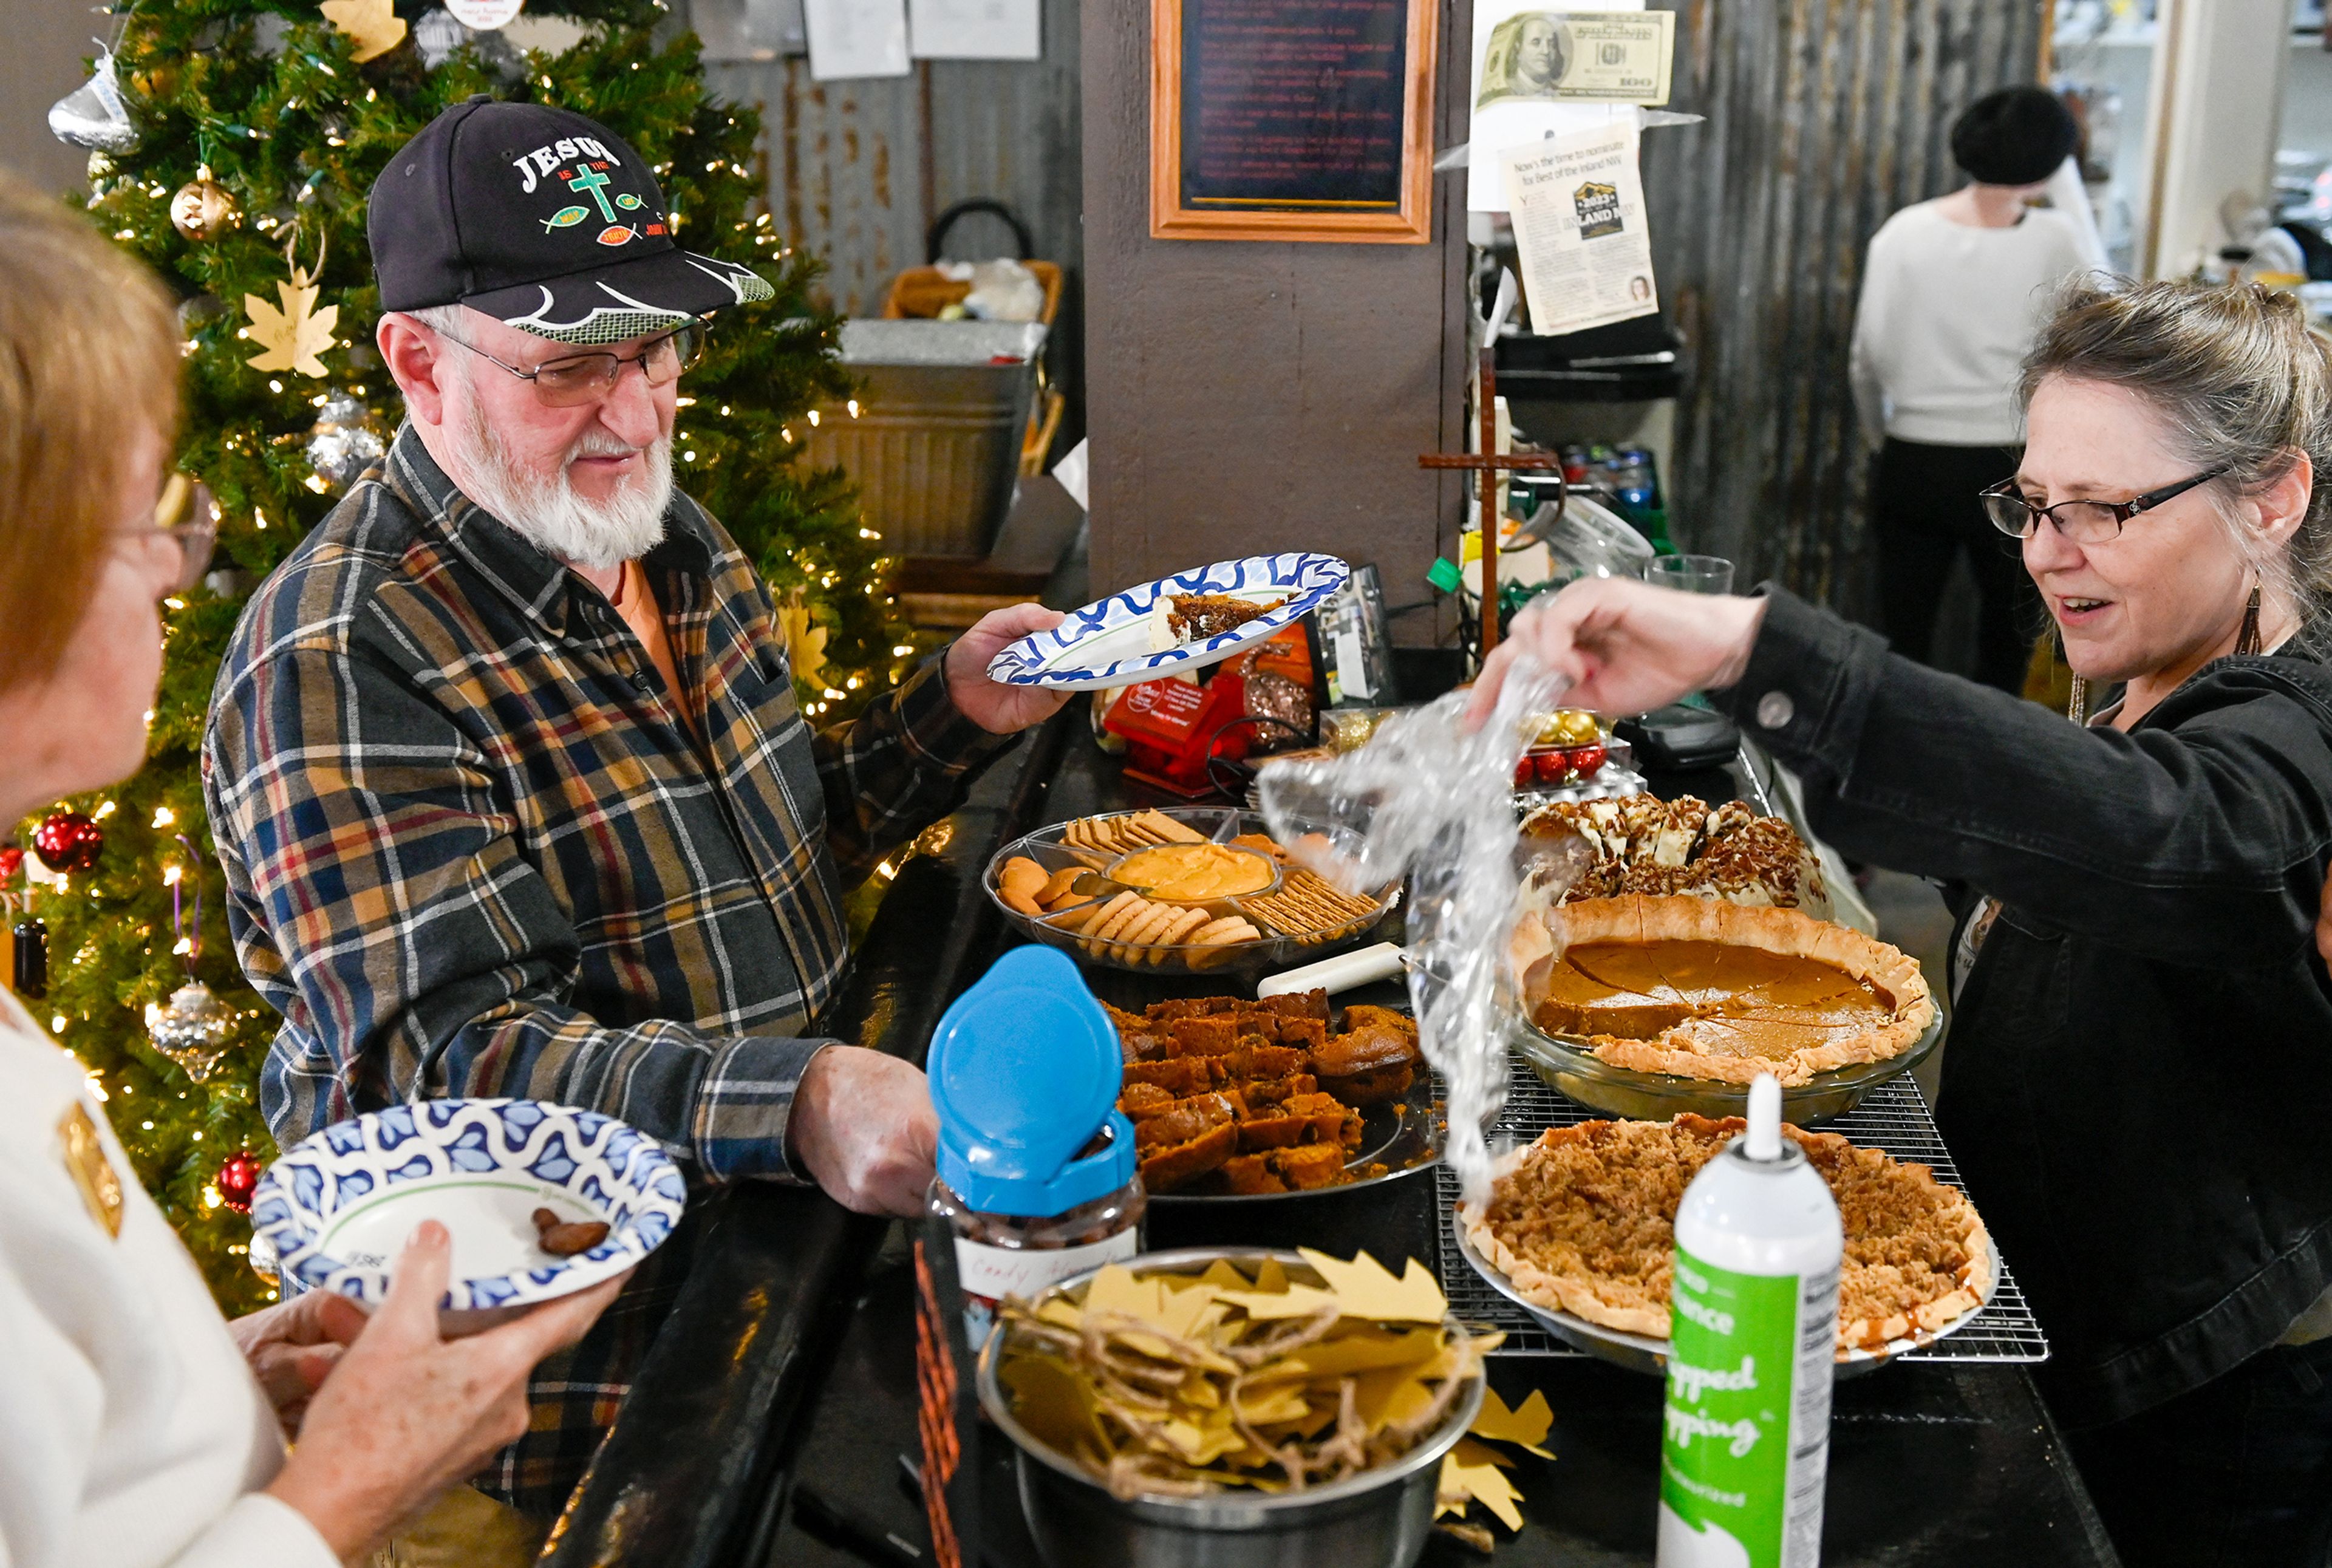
1419, 347, 1563, 662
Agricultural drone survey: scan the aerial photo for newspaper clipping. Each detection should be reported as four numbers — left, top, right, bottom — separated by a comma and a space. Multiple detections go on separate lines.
1502, 122, 1658, 336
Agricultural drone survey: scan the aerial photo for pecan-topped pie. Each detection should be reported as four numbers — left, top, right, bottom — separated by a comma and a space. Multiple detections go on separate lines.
1510, 895, 1935, 1085
1462, 1115, 1993, 1353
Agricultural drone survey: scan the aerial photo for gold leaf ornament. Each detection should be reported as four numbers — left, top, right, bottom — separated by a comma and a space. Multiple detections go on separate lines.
778, 595, 830, 691
244, 234, 339, 379
319, 0, 408, 61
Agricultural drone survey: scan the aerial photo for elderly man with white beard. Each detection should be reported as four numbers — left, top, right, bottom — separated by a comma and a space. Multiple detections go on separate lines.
201, 98, 1066, 1552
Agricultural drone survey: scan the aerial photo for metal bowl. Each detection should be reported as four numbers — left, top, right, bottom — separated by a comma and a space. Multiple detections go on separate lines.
975, 1246, 1487, 1568
1510, 1007, 1946, 1125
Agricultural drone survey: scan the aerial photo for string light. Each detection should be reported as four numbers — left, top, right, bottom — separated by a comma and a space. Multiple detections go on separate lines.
94, 800, 117, 820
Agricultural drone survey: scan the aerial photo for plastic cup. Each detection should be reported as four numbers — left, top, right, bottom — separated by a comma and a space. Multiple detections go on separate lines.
1642, 554, 1735, 595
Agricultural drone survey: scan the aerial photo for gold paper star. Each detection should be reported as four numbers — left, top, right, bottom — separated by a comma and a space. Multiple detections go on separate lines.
244, 269, 339, 378
319, 0, 407, 62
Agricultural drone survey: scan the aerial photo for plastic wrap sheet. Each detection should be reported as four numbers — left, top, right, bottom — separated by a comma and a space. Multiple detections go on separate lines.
1260, 655, 1588, 1204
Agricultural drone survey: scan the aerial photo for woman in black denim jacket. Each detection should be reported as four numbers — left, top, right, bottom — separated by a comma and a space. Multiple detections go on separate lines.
1475, 279, 2332, 1567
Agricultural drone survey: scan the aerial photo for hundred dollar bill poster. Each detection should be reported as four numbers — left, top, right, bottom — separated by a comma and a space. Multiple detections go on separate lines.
1466, 0, 1672, 211
1502, 123, 1658, 335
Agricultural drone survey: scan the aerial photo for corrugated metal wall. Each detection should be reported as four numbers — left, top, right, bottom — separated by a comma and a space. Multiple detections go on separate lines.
696, 0, 1084, 433
1643, 0, 2046, 613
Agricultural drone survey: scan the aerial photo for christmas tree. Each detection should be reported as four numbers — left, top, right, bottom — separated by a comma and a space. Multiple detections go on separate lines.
15, 0, 902, 1313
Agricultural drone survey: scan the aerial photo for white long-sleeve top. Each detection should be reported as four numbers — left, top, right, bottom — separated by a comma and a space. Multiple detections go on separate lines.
1849, 196, 2098, 448
0, 990, 338, 1568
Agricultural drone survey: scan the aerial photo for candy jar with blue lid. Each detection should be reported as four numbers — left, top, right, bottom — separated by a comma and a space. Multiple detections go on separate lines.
926, 945, 1145, 1346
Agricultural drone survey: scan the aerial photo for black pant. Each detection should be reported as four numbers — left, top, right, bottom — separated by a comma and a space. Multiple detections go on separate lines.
2062, 1337, 2332, 1567
1870, 438, 2038, 695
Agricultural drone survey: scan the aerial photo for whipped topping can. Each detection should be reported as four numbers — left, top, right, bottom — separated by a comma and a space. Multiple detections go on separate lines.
1659, 1077, 1843, 1568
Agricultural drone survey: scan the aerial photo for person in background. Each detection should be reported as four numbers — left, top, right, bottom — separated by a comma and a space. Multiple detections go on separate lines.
0, 174, 624, 1568
201, 98, 1068, 1552
1850, 85, 2101, 694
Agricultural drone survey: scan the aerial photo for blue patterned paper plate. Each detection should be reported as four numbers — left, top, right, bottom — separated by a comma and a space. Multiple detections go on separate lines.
251, 1098, 686, 1316
986, 552, 1350, 690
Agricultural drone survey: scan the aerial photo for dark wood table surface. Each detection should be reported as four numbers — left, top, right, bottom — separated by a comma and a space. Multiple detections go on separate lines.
545, 675, 2122, 1568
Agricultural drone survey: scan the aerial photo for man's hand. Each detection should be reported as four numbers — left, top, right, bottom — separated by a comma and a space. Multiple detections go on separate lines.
229, 1287, 373, 1436
789, 1045, 939, 1216
945, 603, 1073, 735
1463, 577, 1768, 731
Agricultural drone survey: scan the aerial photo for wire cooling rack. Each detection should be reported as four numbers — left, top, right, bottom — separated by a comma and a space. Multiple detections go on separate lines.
1434, 1060, 2051, 1363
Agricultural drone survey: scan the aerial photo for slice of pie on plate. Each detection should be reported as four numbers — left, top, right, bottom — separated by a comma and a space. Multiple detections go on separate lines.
1510, 895, 1936, 1086
1462, 1115, 1994, 1354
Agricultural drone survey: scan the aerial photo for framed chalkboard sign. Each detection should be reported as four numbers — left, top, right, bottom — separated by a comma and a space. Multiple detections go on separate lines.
1150, 0, 1439, 243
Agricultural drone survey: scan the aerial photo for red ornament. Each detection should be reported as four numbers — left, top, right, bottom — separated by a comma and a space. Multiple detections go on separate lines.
0, 844, 20, 882
216, 1150, 264, 1214
1567, 742, 1608, 780
32, 812, 104, 874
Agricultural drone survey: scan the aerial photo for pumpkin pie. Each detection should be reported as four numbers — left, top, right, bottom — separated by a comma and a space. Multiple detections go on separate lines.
1511, 895, 1935, 1086
1462, 1115, 1994, 1353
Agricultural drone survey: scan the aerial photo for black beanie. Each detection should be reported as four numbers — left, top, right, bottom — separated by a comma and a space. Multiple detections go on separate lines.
1950, 86, 2078, 186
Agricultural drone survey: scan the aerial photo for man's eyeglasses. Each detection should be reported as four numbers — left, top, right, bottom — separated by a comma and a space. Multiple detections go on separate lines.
1981, 466, 2229, 547
429, 318, 707, 408
116, 519, 217, 596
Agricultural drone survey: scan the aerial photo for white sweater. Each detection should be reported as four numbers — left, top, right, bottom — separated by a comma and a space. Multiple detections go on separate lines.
1849, 199, 2098, 448
0, 991, 337, 1568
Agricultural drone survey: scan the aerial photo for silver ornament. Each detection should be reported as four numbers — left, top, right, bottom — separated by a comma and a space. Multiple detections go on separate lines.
48, 46, 140, 154
413, 6, 523, 73
246, 1225, 279, 1284
145, 981, 234, 1082
306, 394, 386, 491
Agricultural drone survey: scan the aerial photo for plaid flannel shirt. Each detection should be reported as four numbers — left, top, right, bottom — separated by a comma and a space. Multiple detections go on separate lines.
203, 424, 1015, 1513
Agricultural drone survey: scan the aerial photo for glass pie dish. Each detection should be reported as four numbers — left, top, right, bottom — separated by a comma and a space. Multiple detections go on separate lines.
984, 806, 1400, 977
1510, 1006, 1946, 1125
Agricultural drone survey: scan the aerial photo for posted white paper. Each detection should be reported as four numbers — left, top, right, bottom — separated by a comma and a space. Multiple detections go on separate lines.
1465, 0, 1642, 211
1502, 124, 1659, 336
909, 0, 1040, 60
805, 0, 909, 79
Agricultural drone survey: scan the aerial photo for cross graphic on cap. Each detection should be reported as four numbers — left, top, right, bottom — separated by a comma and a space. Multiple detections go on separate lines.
565, 165, 616, 222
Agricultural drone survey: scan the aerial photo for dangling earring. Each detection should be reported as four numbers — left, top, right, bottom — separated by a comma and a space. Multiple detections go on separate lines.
2063, 627, 2087, 726
2236, 583, 2263, 656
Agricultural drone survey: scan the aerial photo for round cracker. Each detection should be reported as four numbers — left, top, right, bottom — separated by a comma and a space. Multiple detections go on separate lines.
1080, 891, 1140, 937
1093, 896, 1156, 946
1038, 867, 1086, 906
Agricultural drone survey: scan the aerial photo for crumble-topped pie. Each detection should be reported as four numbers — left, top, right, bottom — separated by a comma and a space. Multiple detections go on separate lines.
1462, 1115, 1993, 1353
1510, 895, 1935, 1086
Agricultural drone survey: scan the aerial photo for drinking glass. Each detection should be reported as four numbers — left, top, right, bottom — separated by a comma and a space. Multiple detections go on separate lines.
1642, 554, 1735, 595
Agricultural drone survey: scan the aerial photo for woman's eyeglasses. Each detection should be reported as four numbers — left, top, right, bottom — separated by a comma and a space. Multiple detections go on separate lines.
1981, 466, 2229, 546
431, 319, 707, 408
115, 519, 217, 596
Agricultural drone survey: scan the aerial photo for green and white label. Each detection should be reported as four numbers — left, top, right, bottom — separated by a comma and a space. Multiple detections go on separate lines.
1659, 1244, 1838, 1568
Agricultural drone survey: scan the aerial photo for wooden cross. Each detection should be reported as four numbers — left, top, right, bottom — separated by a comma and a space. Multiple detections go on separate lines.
1419, 344, 1566, 654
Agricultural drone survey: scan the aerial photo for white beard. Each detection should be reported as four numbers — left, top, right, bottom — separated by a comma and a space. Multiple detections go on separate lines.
454, 395, 675, 571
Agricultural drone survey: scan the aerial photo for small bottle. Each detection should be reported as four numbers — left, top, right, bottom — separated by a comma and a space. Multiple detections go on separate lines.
925, 946, 1145, 1348
1658, 1075, 1842, 1568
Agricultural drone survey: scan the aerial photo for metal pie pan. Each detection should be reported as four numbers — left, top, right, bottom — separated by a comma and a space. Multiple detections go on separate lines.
1449, 1202, 1991, 1378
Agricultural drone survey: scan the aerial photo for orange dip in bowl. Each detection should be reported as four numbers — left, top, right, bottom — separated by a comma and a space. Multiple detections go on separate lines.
1111, 842, 1275, 902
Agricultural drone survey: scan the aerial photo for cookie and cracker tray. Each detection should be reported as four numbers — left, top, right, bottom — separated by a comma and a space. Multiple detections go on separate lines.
983, 806, 1400, 976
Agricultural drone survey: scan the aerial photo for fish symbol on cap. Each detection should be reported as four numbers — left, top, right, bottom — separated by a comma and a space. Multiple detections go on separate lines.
596, 225, 636, 246
542, 205, 589, 233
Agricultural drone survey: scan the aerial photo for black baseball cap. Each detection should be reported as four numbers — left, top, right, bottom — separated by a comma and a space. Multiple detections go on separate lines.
369, 96, 772, 345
